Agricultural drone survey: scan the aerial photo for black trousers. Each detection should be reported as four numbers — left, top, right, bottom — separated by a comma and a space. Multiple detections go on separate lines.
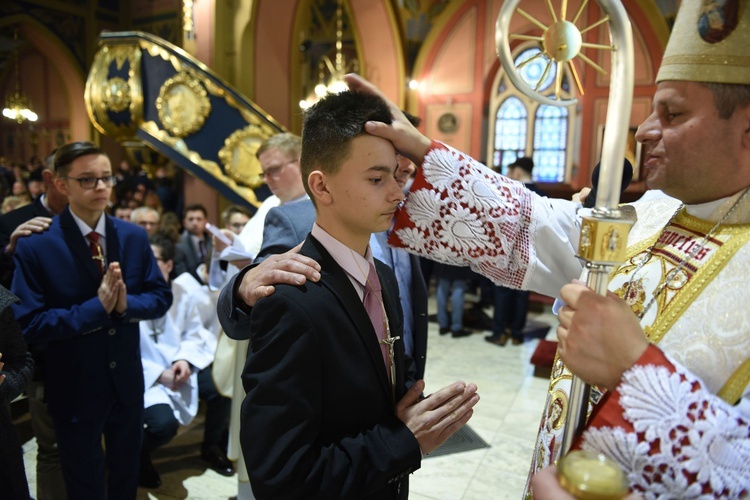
492, 285, 530, 339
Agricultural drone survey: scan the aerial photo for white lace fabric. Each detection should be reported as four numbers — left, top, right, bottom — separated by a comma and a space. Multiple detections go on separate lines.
581, 348, 750, 498
393, 143, 536, 289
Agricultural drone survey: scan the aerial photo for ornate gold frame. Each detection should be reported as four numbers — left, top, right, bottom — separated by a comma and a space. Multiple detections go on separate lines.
155, 70, 211, 138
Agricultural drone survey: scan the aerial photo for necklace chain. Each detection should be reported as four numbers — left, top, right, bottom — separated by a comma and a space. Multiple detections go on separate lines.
626, 188, 750, 320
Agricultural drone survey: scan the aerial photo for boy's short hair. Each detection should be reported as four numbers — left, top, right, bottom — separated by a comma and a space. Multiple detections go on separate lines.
256, 133, 302, 161
54, 142, 106, 177
149, 232, 176, 262
300, 90, 392, 201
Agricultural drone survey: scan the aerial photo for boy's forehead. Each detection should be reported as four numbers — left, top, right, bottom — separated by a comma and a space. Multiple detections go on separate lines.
68, 154, 111, 174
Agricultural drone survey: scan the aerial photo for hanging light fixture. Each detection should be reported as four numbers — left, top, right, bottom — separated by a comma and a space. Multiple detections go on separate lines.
3, 28, 38, 124
300, 0, 358, 109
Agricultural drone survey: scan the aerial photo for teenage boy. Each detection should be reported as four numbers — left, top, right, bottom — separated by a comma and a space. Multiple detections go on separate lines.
11, 141, 171, 499
240, 91, 479, 499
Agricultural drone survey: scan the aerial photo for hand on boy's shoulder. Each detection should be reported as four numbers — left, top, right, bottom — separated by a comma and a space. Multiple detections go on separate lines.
238, 243, 321, 308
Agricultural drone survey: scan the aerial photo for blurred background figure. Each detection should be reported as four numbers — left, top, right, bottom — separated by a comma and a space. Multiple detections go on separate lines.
0, 284, 35, 500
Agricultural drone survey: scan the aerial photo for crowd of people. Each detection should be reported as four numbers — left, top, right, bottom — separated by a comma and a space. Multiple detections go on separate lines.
0, 1, 748, 498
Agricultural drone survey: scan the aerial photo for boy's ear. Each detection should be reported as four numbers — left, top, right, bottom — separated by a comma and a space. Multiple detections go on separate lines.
307, 171, 332, 205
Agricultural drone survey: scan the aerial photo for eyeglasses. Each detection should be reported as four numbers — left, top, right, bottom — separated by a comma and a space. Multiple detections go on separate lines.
63, 175, 117, 189
261, 160, 297, 180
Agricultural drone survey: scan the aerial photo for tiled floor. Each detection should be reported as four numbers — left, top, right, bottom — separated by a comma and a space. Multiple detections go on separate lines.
20, 301, 557, 499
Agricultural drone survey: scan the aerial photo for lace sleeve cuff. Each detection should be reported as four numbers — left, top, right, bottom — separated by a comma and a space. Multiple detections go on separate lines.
579, 344, 750, 497
389, 140, 534, 289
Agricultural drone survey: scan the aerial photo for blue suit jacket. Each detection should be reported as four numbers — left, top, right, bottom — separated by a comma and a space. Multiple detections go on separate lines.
255, 198, 315, 263
11, 207, 172, 422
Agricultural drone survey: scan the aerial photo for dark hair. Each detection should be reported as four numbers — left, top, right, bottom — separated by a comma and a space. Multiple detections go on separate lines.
704, 82, 750, 119
149, 232, 176, 262
184, 203, 207, 217
509, 156, 534, 174
221, 204, 252, 226
300, 90, 392, 202
53, 142, 106, 177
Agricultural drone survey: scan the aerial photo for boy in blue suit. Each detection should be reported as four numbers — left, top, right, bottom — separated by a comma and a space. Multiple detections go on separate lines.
11, 142, 172, 499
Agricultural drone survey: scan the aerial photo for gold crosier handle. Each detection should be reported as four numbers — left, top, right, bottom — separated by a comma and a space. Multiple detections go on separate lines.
496, 0, 634, 493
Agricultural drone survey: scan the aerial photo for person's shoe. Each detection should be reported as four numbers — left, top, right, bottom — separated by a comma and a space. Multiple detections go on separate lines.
485, 333, 509, 346
439, 326, 451, 335
201, 444, 235, 477
138, 452, 161, 489
511, 337, 524, 345
484, 335, 504, 346
451, 328, 472, 338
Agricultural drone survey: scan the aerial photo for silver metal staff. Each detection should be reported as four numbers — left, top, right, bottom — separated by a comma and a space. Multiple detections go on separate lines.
495, 0, 634, 455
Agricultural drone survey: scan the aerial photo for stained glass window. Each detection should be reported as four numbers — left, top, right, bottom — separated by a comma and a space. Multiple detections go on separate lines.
533, 105, 568, 182
494, 96, 527, 173
490, 45, 574, 182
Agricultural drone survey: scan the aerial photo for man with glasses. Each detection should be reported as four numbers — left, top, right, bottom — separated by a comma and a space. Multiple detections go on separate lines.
233, 133, 308, 261
11, 141, 172, 499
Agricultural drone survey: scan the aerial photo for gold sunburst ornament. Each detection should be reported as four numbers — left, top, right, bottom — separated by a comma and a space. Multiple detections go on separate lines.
497, 0, 616, 105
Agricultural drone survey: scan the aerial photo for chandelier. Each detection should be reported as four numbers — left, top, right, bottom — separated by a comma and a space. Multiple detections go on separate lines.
2, 28, 38, 124
299, 0, 358, 109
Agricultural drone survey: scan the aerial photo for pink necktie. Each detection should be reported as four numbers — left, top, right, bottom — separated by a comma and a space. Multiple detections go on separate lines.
87, 231, 105, 275
363, 262, 390, 376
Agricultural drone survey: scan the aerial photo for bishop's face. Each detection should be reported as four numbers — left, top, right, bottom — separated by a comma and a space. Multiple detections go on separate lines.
636, 81, 750, 204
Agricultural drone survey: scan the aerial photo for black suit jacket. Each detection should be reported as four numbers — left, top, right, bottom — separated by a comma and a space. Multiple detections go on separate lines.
220, 202, 428, 382
241, 236, 421, 499
0, 197, 54, 289
406, 253, 428, 380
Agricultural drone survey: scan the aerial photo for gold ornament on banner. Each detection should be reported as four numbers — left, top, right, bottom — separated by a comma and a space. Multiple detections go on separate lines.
156, 70, 211, 137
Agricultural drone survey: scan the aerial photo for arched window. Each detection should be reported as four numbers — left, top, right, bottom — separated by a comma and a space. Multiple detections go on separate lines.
493, 97, 527, 170
489, 45, 576, 183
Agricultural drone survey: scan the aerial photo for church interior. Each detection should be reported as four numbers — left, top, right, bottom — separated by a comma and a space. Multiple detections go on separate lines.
0, 0, 680, 498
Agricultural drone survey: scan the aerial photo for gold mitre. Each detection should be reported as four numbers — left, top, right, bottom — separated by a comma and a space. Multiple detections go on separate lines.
657, 0, 750, 84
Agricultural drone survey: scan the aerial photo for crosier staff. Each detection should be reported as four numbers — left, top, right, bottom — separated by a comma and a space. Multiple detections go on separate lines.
495, 0, 634, 463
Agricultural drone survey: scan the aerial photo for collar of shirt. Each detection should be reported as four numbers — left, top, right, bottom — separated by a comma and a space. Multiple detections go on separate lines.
70, 209, 107, 255
685, 192, 736, 220
311, 223, 374, 301
39, 194, 54, 216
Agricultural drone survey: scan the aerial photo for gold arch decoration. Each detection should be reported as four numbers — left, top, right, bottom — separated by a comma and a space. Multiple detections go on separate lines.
85, 43, 143, 139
